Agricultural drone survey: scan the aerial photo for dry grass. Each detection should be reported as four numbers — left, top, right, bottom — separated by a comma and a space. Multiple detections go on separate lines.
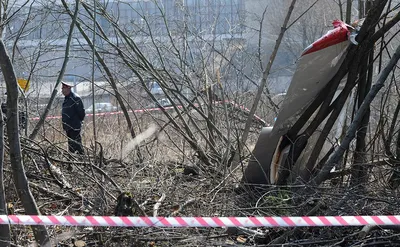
5, 109, 400, 246
4, 110, 258, 246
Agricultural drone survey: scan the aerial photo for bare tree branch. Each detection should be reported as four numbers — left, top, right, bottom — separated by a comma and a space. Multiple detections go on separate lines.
315, 43, 400, 185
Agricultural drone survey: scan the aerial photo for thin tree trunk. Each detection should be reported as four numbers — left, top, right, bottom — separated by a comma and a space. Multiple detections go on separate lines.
297, 44, 365, 182
295, 0, 387, 183
0, 39, 49, 245
359, 0, 365, 19
29, 0, 80, 140
350, 49, 373, 186
315, 43, 400, 185
0, 104, 10, 247
63, 0, 144, 162
233, 0, 297, 166
338, 0, 344, 21
207, 85, 216, 148
345, 0, 352, 23
350, 0, 373, 187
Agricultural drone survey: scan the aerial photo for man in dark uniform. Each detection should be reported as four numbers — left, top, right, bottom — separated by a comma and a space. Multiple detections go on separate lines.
61, 81, 85, 154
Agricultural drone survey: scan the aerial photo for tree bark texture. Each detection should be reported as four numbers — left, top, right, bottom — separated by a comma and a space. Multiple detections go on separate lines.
350, 48, 373, 186
0, 39, 49, 245
0, 104, 10, 247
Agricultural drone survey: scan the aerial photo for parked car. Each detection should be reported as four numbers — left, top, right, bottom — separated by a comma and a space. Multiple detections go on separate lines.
86, 102, 117, 113
157, 98, 171, 107
147, 98, 171, 109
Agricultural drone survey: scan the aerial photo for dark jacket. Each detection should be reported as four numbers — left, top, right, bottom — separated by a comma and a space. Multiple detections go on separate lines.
62, 92, 85, 131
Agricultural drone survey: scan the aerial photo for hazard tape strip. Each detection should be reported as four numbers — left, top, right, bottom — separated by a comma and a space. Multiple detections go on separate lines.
30, 101, 267, 126
1, 215, 400, 227
29, 107, 179, 120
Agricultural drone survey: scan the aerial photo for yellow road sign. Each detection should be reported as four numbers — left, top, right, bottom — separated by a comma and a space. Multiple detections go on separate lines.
18, 78, 30, 92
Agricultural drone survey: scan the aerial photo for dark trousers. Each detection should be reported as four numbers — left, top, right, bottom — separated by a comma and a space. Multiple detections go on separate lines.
66, 129, 84, 154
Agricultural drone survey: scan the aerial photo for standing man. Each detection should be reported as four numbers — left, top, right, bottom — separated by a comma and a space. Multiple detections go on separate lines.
61, 81, 85, 154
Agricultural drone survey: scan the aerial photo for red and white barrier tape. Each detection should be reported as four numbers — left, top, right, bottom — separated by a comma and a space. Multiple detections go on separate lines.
1, 215, 400, 227
29, 101, 267, 125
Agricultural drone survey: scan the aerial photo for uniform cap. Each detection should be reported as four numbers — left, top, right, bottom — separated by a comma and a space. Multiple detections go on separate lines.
61, 81, 74, 87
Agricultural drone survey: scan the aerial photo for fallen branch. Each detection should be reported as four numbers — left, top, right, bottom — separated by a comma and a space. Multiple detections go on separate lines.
225, 226, 266, 238
153, 193, 166, 217
29, 182, 71, 201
